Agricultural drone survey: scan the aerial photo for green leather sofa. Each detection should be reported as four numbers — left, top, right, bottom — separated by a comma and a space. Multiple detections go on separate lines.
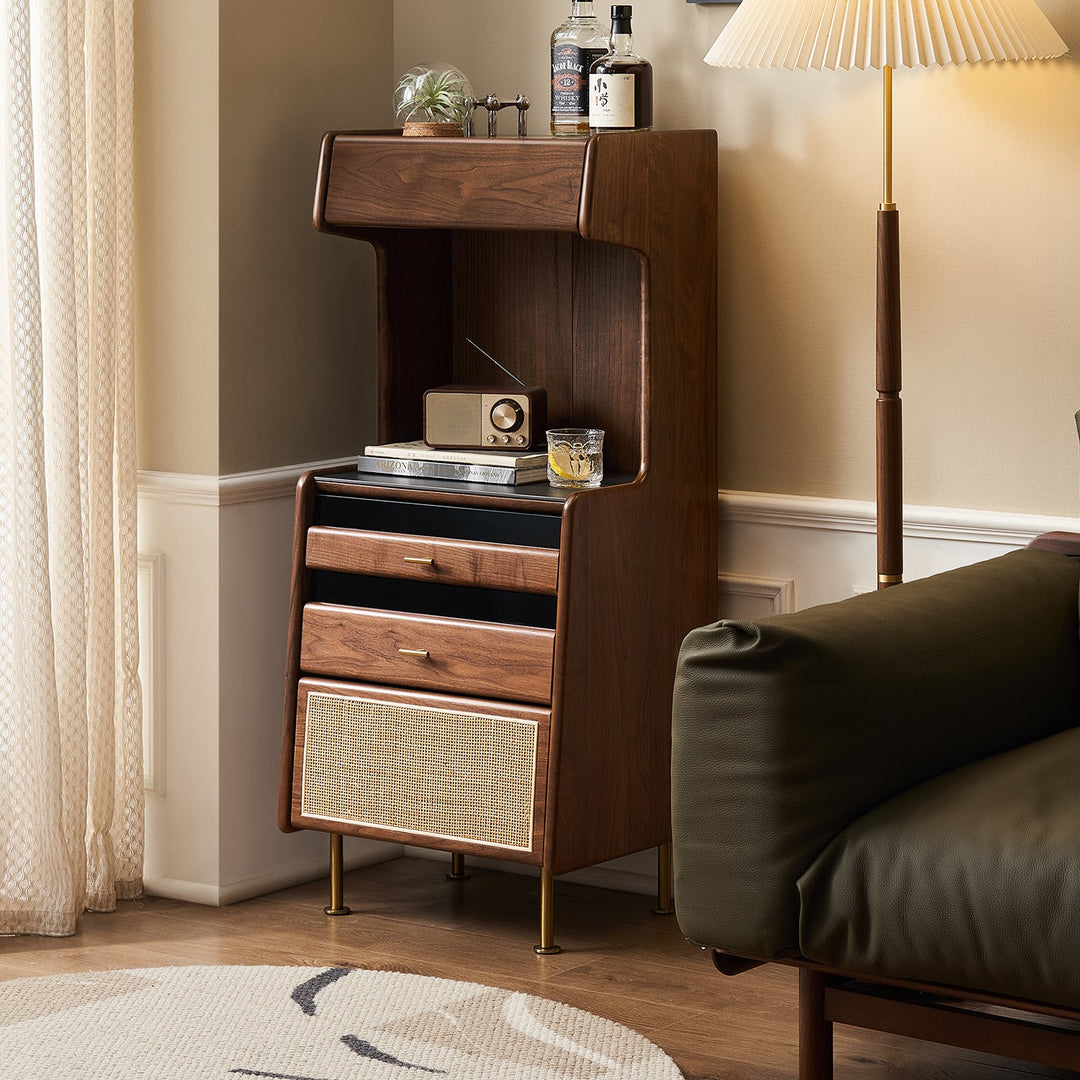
671, 534, 1080, 1076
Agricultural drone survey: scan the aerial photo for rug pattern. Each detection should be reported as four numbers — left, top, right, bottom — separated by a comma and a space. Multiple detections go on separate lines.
0, 964, 684, 1079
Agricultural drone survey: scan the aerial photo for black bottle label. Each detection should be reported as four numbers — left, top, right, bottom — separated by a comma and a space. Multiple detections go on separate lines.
551, 45, 606, 117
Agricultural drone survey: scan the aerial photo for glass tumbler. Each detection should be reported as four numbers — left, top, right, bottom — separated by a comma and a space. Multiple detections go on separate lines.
546, 428, 604, 488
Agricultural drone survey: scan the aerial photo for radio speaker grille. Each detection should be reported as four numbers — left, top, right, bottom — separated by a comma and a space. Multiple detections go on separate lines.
300, 692, 538, 851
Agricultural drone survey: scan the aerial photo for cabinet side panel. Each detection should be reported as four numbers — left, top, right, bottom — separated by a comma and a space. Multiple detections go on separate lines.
571, 239, 643, 476
548, 485, 674, 873
548, 132, 718, 875
278, 472, 316, 832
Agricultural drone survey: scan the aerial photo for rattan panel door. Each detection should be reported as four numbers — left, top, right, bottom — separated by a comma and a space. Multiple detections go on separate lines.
294, 680, 546, 856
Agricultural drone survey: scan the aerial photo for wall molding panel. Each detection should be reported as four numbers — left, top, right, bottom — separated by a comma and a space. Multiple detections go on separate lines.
719, 489, 1080, 613
137, 551, 167, 796
720, 490, 1080, 547
137, 458, 355, 508
717, 572, 796, 621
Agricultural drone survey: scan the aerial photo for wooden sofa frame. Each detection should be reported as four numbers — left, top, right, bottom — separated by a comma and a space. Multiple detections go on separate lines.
712, 951, 1080, 1076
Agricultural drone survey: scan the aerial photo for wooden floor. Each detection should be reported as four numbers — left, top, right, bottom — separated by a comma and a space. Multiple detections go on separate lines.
0, 856, 1074, 1079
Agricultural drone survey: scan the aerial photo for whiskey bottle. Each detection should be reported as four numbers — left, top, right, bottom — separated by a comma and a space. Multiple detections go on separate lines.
589, 5, 653, 132
551, 2, 609, 136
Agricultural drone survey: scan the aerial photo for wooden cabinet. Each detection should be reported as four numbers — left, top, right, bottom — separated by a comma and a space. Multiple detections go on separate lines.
278, 130, 717, 951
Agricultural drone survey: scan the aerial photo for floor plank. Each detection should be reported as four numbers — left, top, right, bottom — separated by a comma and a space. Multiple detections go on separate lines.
0, 857, 1075, 1080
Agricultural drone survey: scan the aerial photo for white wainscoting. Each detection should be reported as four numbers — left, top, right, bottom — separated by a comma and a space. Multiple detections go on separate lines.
137, 468, 1080, 903
718, 490, 1080, 615
137, 551, 166, 796
137, 459, 398, 907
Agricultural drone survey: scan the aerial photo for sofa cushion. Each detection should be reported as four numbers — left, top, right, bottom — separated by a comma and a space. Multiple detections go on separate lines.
673, 546, 1080, 961
798, 724, 1080, 1008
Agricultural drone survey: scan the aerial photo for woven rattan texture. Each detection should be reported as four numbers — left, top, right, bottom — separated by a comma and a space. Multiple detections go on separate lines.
301, 692, 537, 850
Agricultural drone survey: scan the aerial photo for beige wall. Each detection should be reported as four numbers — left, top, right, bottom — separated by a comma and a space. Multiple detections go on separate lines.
136, 0, 1080, 509
135, 0, 220, 475
395, 0, 1080, 516
136, 0, 394, 475
219, 0, 393, 474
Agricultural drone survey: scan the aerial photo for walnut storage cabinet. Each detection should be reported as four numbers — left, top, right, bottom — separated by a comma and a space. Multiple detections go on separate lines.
278, 130, 717, 951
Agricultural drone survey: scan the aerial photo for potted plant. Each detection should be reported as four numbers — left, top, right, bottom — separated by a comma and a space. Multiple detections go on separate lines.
393, 63, 474, 137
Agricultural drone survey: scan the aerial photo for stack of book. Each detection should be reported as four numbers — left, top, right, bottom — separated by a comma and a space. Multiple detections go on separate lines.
357, 440, 548, 486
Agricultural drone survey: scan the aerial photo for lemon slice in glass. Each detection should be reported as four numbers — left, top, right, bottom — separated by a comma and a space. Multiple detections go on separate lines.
548, 448, 577, 480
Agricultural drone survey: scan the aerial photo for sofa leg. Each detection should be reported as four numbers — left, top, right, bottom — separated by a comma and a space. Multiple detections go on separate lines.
799, 968, 833, 1080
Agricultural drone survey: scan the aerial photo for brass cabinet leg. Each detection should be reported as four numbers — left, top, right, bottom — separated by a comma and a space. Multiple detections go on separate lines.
533, 867, 562, 955
653, 842, 675, 915
323, 832, 351, 916
446, 852, 470, 880
798, 969, 833, 1080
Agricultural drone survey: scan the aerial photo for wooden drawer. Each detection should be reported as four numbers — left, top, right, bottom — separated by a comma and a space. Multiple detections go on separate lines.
300, 603, 554, 705
321, 135, 586, 232
306, 526, 558, 595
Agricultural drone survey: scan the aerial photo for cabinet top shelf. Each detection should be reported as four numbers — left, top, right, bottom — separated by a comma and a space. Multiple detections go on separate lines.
317, 133, 589, 233
314, 129, 717, 240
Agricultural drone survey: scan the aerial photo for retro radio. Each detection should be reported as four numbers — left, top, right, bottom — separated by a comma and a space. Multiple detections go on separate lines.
423, 338, 547, 450
423, 385, 547, 449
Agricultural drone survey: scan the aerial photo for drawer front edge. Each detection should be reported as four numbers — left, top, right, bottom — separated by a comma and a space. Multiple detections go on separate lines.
300, 604, 554, 705
306, 526, 559, 594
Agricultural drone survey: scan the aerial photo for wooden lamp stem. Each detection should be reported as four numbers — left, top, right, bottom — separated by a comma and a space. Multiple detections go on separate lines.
877, 65, 903, 589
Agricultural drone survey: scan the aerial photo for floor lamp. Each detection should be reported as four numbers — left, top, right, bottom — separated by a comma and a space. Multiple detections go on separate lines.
705, 0, 1067, 588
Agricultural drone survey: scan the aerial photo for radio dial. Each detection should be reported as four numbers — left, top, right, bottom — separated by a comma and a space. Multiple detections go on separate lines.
490, 398, 524, 432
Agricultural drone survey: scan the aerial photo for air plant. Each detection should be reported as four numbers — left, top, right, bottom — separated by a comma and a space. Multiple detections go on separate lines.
393, 64, 474, 128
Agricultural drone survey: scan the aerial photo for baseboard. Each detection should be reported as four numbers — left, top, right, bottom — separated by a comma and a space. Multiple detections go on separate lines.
142, 874, 224, 907
144, 844, 401, 907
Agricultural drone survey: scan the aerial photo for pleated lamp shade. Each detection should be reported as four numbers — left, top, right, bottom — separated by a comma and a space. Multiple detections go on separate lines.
705, 0, 1068, 70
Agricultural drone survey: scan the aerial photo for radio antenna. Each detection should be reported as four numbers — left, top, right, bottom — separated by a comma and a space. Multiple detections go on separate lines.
466, 337, 526, 388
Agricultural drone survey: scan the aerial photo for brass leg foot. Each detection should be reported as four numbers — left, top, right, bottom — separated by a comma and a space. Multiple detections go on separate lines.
652, 841, 675, 915
324, 832, 352, 916
534, 867, 562, 954
446, 852, 471, 881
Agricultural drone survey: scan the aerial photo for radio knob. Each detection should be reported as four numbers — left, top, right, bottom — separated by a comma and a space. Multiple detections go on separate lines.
490, 398, 524, 432
486, 434, 496, 443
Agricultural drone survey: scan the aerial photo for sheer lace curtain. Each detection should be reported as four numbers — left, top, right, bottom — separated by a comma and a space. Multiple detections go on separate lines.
0, 0, 141, 936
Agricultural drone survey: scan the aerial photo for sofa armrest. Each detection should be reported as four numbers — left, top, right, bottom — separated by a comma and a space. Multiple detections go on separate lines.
672, 546, 1080, 961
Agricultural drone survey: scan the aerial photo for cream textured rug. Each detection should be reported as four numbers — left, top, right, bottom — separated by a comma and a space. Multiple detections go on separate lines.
0, 965, 684, 1079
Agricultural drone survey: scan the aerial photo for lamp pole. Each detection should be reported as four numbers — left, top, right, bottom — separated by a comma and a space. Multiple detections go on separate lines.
876, 64, 904, 588
704, 0, 1065, 591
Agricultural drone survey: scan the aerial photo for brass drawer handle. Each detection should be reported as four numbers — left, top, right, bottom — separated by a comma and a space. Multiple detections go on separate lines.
403, 556, 434, 566
398, 648, 430, 658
